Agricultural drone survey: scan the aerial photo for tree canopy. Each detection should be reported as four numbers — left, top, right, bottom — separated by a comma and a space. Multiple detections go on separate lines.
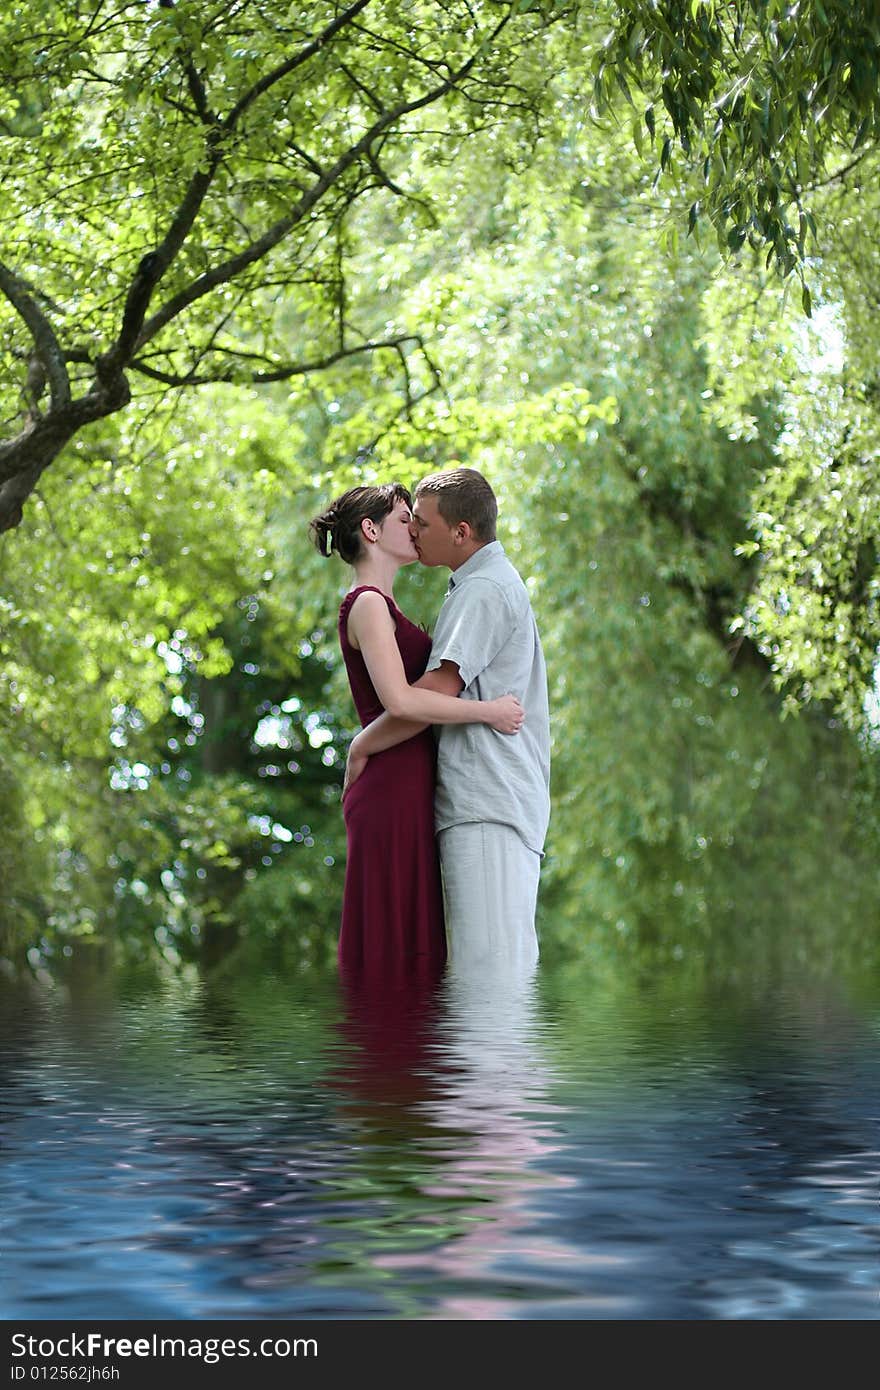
4, 1, 880, 532
597, 0, 880, 294
0, 0, 567, 531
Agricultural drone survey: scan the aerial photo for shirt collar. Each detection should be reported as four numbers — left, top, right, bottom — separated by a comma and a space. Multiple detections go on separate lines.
447, 540, 503, 592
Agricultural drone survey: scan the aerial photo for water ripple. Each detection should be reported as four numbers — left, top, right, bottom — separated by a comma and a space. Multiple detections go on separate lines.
1, 961, 879, 1319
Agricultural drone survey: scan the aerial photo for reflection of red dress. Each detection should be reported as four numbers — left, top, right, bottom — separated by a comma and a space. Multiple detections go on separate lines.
338, 586, 446, 978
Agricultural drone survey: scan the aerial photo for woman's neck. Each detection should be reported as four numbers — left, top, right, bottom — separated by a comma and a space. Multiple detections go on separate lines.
351, 555, 400, 597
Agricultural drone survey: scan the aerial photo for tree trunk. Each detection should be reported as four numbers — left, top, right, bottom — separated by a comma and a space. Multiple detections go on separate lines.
0, 377, 130, 533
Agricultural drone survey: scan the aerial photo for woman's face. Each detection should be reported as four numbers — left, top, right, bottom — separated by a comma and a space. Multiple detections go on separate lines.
378, 497, 419, 564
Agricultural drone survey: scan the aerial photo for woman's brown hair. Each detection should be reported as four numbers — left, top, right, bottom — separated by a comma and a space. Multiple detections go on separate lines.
310, 483, 412, 564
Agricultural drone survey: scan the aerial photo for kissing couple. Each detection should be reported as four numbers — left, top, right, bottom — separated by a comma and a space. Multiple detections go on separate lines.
311, 467, 550, 978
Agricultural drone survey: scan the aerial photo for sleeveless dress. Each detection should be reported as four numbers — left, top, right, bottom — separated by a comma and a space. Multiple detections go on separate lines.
337, 586, 446, 978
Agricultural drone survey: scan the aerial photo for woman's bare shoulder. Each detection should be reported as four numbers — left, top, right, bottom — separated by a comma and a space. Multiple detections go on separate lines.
345, 587, 396, 649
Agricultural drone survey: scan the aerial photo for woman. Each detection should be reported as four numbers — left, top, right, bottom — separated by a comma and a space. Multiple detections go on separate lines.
311, 483, 523, 977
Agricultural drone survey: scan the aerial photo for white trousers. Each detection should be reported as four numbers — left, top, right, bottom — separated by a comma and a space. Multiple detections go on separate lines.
437, 822, 540, 970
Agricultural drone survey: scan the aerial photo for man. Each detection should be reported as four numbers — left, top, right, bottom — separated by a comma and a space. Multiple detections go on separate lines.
345, 467, 551, 966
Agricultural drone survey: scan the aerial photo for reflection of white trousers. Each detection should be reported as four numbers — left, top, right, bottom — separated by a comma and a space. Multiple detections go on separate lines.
437, 822, 540, 969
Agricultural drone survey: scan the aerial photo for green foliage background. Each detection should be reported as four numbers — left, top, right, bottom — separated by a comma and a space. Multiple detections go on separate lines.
2, 1, 879, 980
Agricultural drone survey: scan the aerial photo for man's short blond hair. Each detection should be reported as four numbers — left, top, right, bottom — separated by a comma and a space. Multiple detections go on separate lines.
414, 467, 497, 542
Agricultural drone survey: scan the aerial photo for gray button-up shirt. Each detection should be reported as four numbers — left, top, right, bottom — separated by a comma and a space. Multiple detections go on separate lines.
425, 541, 551, 854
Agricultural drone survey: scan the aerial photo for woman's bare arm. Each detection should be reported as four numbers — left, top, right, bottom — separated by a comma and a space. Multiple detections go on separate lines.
351, 664, 463, 757
348, 591, 520, 729
341, 594, 521, 795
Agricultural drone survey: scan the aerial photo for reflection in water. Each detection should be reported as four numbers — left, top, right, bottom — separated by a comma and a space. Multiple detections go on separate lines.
376, 960, 580, 1318
1, 959, 879, 1319
318, 960, 564, 1315
329, 959, 576, 1317
335, 962, 447, 1112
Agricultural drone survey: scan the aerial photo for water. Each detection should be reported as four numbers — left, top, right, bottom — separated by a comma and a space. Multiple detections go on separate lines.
2, 955, 879, 1319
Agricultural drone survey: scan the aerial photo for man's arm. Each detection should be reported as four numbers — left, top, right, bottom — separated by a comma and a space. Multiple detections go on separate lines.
344, 662, 464, 794
351, 662, 464, 758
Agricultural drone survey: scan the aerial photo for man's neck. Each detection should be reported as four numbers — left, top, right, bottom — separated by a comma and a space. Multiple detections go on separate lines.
448, 539, 490, 573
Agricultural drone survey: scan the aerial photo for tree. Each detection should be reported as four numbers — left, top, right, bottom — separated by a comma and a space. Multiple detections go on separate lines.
595, 0, 880, 292
0, 0, 567, 533
3, 4, 879, 978
691, 141, 880, 726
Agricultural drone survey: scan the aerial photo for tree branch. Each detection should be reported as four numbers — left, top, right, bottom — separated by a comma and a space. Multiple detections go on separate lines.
348, 22, 449, 79
337, 59, 385, 115
223, 0, 375, 132
97, 160, 218, 379
806, 150, 870, 191
363, 146, 440, 224
158, 0, 216, 124
359, 379, 443, 457
129, 333, 430, 385
138, 19, 513, 349
0, 260, 71, 410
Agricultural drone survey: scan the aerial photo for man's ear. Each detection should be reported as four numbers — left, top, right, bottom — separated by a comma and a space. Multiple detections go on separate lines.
455, 520, 473, 544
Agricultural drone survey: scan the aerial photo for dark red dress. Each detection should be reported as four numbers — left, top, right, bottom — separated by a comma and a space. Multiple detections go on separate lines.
338, 586, 446, 978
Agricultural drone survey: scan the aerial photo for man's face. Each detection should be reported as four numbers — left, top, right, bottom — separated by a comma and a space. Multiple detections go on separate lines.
411, 494, 459, 569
